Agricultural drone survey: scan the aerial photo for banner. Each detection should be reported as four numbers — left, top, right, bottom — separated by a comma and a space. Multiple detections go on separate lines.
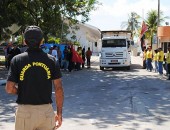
71, 46, 84, 63
140, 21, 148, 39
140, 21, 148, 51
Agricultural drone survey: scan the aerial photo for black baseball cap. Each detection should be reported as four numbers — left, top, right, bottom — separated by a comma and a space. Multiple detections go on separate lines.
24, 25, 43, 47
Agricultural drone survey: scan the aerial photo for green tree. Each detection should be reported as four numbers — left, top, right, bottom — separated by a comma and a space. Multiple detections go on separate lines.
0, 0, 100, 42
145, 9, 169, 46
48, 36, 60, 44
0, 0, 22, 40
121, 12, 141, 39
16, 35, 23, 44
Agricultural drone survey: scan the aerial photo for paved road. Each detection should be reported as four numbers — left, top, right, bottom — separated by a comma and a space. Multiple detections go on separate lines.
0, 56, 170, 130
0, 66, 7, 86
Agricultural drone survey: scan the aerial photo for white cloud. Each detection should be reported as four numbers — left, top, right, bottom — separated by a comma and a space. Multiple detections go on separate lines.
87, 0, 170, 30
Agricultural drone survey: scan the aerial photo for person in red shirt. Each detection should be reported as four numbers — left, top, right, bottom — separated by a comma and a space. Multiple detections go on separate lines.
86, 47, 92, 68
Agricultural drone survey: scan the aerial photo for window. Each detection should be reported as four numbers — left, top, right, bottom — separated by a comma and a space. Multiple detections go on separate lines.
102, 39, 126, 47
162, 42, 170, 53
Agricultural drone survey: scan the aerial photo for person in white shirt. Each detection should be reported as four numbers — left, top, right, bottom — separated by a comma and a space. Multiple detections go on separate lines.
51, 45, 58, 61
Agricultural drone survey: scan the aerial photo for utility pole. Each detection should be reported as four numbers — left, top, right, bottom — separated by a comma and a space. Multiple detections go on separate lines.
158, 0, 160, 26
157, 0, 160, 47
61, 0, 66, 43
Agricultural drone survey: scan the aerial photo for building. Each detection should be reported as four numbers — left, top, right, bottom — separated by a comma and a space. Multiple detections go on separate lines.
66, 22, 101, 54
157, 26, 170, 53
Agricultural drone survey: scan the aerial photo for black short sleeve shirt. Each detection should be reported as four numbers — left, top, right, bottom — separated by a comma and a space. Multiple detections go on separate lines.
7, 48, 62, 105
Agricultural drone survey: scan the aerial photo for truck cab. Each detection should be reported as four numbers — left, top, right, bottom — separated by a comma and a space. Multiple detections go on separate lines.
99, 30, 133, 70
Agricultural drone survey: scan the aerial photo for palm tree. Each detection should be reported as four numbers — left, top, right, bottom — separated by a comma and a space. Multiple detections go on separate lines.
121, 12, 141, 39
145, 9, 169, 47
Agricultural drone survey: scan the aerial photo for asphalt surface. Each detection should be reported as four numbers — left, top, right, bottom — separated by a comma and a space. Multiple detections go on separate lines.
0, 66, 7, 86
0, 56, 170, 130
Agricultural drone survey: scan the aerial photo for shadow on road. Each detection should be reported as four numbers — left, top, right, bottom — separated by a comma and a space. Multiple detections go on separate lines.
58, 66, 170, 129
0, 87, 16, 124
1, 62, 169, 130
0, 65, 8, 80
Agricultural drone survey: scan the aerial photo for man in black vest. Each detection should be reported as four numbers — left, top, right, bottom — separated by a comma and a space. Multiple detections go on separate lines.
5, 25, 64, 130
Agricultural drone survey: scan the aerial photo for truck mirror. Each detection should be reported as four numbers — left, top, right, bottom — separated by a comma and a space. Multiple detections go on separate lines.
95, 42, 97, 47
128, 44, 130, 48
127, 41, 130, 48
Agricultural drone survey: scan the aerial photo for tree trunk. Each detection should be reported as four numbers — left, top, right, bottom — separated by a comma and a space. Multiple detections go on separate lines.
150, 30, 153, 48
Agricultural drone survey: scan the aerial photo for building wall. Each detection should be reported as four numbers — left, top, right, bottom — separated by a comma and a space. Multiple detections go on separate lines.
158, 26, 170, 51
66, 23, 101, 54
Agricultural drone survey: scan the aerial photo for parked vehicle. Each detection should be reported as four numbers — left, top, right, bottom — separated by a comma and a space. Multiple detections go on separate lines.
99, 30, 133, 70
0, 47, 5, 65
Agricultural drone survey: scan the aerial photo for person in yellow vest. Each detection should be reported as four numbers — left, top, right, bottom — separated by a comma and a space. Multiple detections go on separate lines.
153, 49, 158, 72
142, 48, 147, 69
166, 46, 170, 80
157, 48, 164, 75
146, 46, 153, 71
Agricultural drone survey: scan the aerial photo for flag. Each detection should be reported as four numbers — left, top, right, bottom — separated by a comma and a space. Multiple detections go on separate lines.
71, 46, 84, 64
140, 21, 148, 51
140, 21, 148, 39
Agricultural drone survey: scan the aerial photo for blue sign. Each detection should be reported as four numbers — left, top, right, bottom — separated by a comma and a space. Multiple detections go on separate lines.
42, 43, 68, 59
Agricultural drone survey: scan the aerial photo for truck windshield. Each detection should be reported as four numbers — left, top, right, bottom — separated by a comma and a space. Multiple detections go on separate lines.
102, 39, 126, 47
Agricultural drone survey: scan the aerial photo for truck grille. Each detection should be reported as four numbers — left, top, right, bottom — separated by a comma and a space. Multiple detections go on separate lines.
105, 52, 123, 58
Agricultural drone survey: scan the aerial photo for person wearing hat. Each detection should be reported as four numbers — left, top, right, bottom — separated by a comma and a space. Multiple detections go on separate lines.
52, 45, 58, 61
157, 47, 164, 76
5, 25, 64, 130
142, 48, 147, 69
166, 46, 170, 80
153, 49, 158, 72
146, 46, 153, 71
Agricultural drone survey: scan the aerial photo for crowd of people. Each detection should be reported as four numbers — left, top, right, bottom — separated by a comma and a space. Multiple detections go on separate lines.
142, 46, 170, 80
3, 42, 92, 72
3, 43, 24, 70
41, 45, 92, 72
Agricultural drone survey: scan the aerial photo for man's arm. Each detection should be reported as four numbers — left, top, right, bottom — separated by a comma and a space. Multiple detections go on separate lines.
5, 81, 18, 95
53, 78, 64, 129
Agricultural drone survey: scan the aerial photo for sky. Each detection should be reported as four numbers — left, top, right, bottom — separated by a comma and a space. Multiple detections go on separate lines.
86, 0, 170, 31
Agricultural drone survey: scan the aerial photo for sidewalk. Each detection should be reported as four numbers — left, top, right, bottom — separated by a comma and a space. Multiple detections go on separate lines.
0, 65, 7, 85
90, 55, 99, 67
131, 55, 167, 79
90, 55, 143, 69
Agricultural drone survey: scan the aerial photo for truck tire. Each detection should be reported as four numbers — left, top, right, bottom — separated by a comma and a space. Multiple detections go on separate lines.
100, 66, 104, 70
127, 66, 130, 70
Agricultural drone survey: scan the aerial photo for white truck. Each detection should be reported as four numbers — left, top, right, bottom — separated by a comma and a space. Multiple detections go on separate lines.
99, 30, 133, 70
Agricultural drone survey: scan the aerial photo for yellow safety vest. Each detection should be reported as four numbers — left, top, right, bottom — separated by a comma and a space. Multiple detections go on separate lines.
157, 51, 164, 62
166, 51, 170, 64
153, 53, 158, 61
146, 50, 152, 59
